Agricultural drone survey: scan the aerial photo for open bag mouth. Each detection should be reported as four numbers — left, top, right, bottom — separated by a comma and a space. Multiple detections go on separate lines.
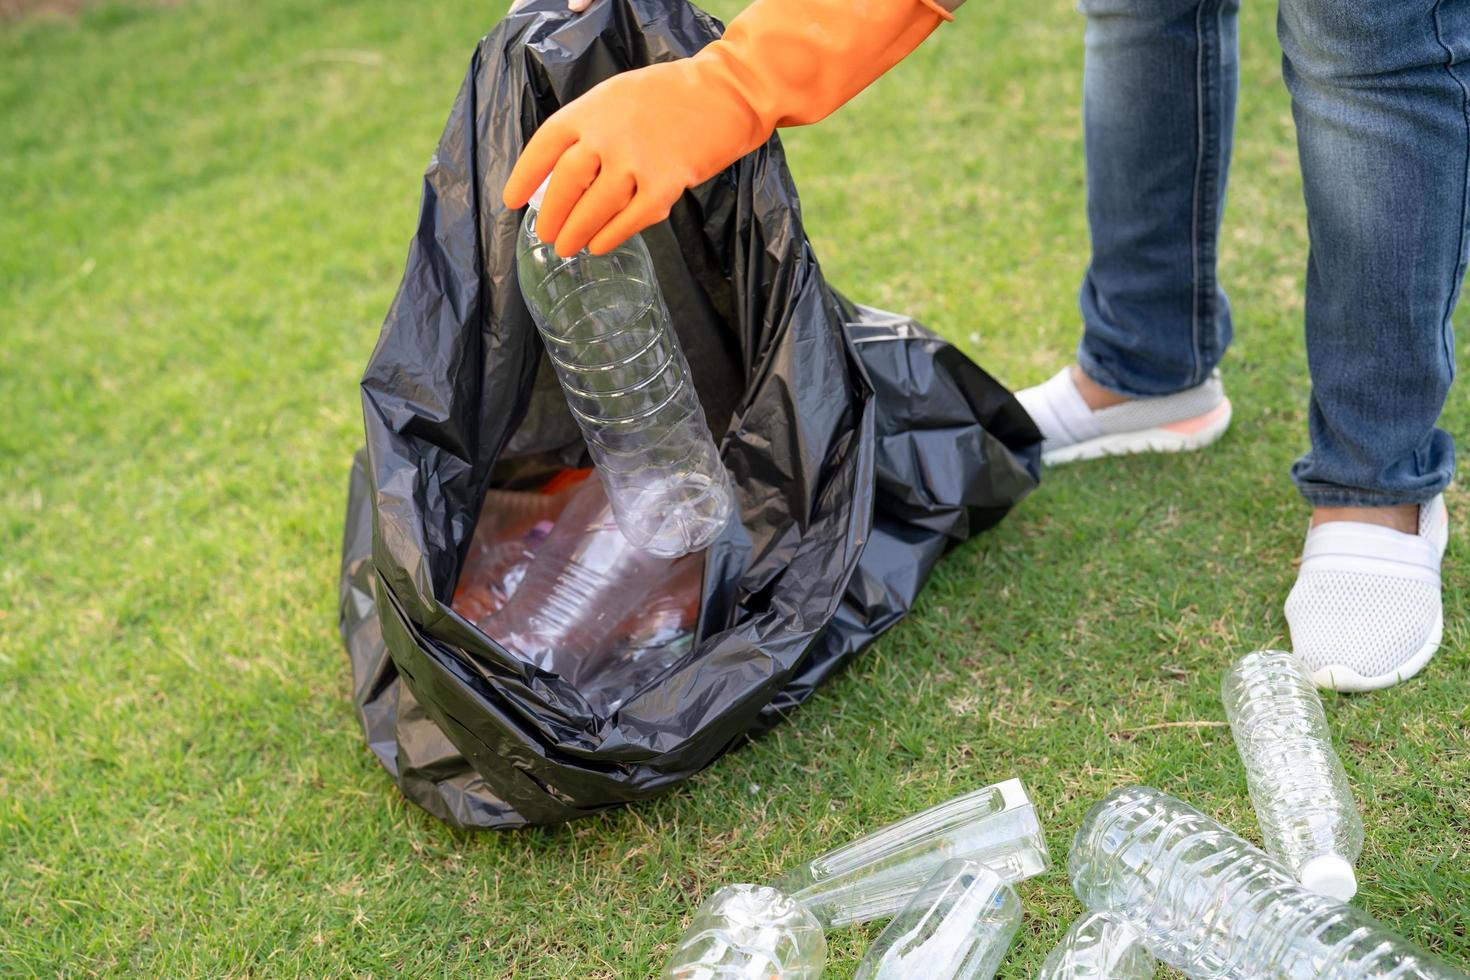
338, 0, 1041, 829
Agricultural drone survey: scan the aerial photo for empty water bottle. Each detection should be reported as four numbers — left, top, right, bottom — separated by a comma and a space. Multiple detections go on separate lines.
662, 778, 1049, 978
574, 546, 704, 711
778, 777, 1050, 928
484, 478, 672, 673
1069, 786, 1468, 979
662, 884, 827, 980
1035, 911, 1157, 980
452, 487, 576, 621
854, 860, 1021, 980
515, 181, 734, 558
1221, 649, 1364, 900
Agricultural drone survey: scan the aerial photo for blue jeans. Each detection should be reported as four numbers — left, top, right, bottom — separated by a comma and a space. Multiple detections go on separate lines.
1077, 0, 1467, 506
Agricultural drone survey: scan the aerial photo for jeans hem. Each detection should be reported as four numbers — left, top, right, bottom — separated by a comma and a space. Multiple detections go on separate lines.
1295, 485, 1450, 509
1076, 345, 1212, 399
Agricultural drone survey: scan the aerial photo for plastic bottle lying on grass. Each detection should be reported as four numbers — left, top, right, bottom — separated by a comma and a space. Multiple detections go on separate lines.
1035, 911, 1157, 980
854, 859, 1021, 980
662, 884, 827, 980
1221, 649, 1363, 900
662, 778, 1049, 979
1069, 786, 1468, 979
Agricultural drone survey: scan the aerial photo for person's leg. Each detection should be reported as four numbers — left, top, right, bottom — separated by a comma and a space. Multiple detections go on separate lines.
1077, 0, 1240, 397
1019, 0, 1240, 463
1282, 0, 1461, 509
1279, 0, 1465, 690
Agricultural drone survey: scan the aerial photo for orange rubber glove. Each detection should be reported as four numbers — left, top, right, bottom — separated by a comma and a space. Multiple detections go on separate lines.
502, 0, 954, 257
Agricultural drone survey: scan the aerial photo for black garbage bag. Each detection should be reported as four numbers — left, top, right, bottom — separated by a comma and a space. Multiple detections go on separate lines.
337, 0, 1042, 830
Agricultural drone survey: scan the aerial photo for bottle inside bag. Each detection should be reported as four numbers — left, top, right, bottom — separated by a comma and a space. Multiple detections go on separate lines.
452, 485, 580, 622
514, 180, 734, 558
477, 478, 704, 705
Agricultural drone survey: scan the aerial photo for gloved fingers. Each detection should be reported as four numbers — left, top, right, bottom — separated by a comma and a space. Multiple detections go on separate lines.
502, 116, 579, 209
585, 187, 675, 256
554, 169, 637, 257
533, 142, 602, 245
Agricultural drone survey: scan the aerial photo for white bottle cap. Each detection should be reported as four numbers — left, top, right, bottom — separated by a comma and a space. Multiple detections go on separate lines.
528, 176, 551, 211
1300, 854, 1357, 901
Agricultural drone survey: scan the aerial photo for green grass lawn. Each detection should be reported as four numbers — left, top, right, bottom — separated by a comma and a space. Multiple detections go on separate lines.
3, 0, 1468, 975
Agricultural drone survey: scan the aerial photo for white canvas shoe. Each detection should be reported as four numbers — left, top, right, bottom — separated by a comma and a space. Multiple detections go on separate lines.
1286, 495, 1450, 692
1015, 368, 1232, 466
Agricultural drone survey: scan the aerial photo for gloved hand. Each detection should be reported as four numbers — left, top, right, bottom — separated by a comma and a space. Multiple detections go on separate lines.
502, 0, 953, 257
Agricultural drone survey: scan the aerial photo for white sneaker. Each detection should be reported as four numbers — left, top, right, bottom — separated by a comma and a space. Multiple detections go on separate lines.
1286, 496, 1450, 692
1015, 368, 1232, 466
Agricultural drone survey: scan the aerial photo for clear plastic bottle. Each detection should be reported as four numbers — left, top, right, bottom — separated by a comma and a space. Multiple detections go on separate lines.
572, 549, 704, 712
662, 884, 826, 980
1035, 911, 1157, 980
661, 779, 1050, 978
853, 859, 1021, 980
1221, 649, 1364, 900
778, 777, 1050, 928
514, 183, 734, 558
453, 488, 573, 622
1069, 786, 1468, 979
483, 478, 670, 673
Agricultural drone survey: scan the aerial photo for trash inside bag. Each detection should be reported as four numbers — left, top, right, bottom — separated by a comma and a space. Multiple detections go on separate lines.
454, 475, 704, 714
337, 0, 1042, 829
450, 480, 583, 623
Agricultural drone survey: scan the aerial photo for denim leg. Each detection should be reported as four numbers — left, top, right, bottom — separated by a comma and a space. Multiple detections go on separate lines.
1077, 0, 1240, 397
1282, 0, 1466, 506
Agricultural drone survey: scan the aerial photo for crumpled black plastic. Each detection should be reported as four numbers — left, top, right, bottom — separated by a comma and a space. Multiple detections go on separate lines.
337, 0, 1042, 829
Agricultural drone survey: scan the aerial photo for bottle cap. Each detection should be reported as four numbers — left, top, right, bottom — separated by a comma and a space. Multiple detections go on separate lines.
528, 176, 551, 211
1300, 853, 1357, 901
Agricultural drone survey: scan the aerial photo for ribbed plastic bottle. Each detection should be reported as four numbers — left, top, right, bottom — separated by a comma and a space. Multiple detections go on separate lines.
483, 478, 670, 673
514, 182, 734, 558
662, 778, 1050, 979
1035, 911, 1157, 980
453, 487, 572, 622
853, 860, 1021, 980
1221, 649, 1364, 900
1069, 786, 1468, 979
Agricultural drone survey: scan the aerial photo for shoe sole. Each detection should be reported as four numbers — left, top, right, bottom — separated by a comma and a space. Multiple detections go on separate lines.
1041, 399, 1233, 466
1305, 610, 1444, 693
